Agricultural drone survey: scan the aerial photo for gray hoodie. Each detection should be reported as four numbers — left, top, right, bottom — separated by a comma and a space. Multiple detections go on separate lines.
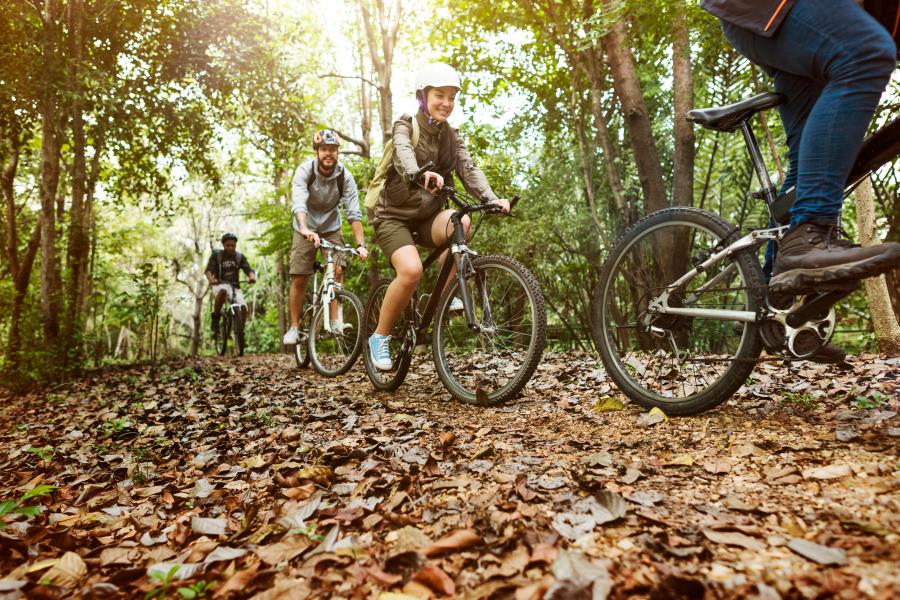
291, 159, 362, 234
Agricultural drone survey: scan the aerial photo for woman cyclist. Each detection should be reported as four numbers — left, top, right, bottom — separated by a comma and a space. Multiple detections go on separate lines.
367, 63, 510, 370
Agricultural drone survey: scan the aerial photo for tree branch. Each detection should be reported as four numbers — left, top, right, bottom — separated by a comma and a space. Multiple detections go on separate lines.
319, 72, 381, 89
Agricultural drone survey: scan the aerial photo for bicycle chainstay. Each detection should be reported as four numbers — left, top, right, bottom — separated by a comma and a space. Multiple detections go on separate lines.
641, 283, 847, 365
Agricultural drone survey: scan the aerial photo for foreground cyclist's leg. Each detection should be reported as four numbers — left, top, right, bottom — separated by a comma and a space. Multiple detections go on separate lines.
723, 1, 899, 293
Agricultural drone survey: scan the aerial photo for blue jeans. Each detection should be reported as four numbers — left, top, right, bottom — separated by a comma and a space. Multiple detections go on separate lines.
722, 0, 895, 236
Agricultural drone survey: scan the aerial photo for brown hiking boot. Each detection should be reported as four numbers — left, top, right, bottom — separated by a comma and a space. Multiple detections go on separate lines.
769, 220, 900, 294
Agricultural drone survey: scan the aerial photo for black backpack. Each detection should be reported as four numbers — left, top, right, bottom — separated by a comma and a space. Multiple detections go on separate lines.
306, 160, 346, 198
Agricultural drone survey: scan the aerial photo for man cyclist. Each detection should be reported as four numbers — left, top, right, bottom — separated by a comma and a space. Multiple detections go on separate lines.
206, 233, 257, 337
701, 0, 899, 362
282, 129, 368, 346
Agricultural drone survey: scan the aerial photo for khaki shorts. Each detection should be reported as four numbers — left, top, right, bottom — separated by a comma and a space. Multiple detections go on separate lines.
289, 230, 347, 276
373, 214, 441, 262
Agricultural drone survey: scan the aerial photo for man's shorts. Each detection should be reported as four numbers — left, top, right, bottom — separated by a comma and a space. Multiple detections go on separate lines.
290, 229, 347, 276
212, 284, 246, 307
373, 213, 441, 262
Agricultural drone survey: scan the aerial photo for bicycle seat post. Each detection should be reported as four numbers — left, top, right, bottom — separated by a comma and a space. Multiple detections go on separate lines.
739, 121, 778, 207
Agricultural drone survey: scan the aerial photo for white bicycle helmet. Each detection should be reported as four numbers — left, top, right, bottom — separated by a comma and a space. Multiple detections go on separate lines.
414, 63, 461, 92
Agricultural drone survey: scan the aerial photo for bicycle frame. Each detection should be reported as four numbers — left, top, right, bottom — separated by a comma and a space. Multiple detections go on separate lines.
644, 111, 898, 327
403, 203, 497, 347
311, 239, 358, 334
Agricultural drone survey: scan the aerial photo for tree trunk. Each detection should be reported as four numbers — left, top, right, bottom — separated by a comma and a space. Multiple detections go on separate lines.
601, 3, 667, 217
671, 2, 694, 207
65, 0, 89, 364
39, 0, 64, 348
569, 75, 607, 246
854, 178, 900, 353
190, 280, 204, 356
581, 0, 629, 228
357, 23, 373, 156
358, 0, 400, 143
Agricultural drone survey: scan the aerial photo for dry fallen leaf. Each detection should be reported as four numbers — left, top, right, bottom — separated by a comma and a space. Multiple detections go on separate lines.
592, 397, 624, 412
702, 529, 766, 551
42, 552, 87, 588
422, 529, 480, 557
801, 464, 851, 480
665, 453, 694, 467
787, 538, 848, 566
412, 564, 456, 595
192, 516, 227, 536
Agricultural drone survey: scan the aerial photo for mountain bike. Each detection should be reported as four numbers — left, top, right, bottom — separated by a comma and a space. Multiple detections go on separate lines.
363, 172, 547, 405
591, 91, 900, 415
291, 239, 364, 376
214, 282, 250, 357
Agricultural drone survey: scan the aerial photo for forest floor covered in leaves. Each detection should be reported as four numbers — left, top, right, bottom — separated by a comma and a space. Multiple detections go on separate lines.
1, 351, 899, 599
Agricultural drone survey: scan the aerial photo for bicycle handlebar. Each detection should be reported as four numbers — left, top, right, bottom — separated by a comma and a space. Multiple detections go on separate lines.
413, 161, 521, 214
318, 238, 363, 256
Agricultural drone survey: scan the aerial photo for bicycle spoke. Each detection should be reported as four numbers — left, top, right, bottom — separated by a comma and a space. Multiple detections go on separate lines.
592, 209, 763, 414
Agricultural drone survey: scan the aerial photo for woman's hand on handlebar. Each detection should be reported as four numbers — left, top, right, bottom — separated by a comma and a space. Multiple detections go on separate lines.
489, 198, 511, 214
420, 171, 444, 194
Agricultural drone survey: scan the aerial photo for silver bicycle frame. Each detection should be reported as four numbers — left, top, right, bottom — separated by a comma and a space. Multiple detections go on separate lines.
645, 225, 789, 323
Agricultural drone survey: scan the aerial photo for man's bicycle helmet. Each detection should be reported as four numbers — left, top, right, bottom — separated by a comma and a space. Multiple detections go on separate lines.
313, 129, 341, 150
221, 232, 238, 243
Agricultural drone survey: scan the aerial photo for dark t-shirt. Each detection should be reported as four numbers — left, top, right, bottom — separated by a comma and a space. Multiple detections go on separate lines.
206, 250, 253, 287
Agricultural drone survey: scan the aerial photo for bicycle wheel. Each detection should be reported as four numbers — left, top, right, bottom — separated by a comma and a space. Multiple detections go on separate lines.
309, 289, 364, 376
364, 278, 414, 391
591, 207, 765, 415
293, 293, 313, 369
433, 255, 547, 405
215, 312, 231, 356
233, 307, 246, 357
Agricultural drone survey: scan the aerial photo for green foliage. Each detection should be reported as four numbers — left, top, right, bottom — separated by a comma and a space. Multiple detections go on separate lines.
178, 581, 216, 599
781, 391, 819, 410
0, 485, 56, 529
145, 565, 181, 600
25, 446, 55, 462
854, 391, 887, 410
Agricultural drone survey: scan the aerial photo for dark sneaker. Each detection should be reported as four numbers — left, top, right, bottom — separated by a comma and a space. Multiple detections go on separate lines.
211, 313, 221, 336
769, 220, 900, 294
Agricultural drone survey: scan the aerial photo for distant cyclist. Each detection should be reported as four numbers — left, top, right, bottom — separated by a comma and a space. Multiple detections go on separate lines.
701, 0, 899, 361
282, 129, 368, 346
367, 63, 510, 371
206, 233, 257, 337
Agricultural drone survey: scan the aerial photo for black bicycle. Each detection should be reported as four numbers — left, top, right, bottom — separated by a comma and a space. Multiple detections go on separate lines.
364, 170, 547, 405
214, 282, 250, 357
591, 92, 899, 415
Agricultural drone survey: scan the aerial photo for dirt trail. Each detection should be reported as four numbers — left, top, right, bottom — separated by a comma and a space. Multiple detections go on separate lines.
1, 352, 898, 599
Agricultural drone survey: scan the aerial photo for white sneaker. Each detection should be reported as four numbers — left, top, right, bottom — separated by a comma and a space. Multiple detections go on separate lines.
333, 321, 353, 334
282, 327, 300, 345
449, 297, 464, 314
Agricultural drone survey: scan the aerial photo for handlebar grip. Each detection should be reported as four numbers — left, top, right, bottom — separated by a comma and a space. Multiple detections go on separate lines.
412, 161, 435, 185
